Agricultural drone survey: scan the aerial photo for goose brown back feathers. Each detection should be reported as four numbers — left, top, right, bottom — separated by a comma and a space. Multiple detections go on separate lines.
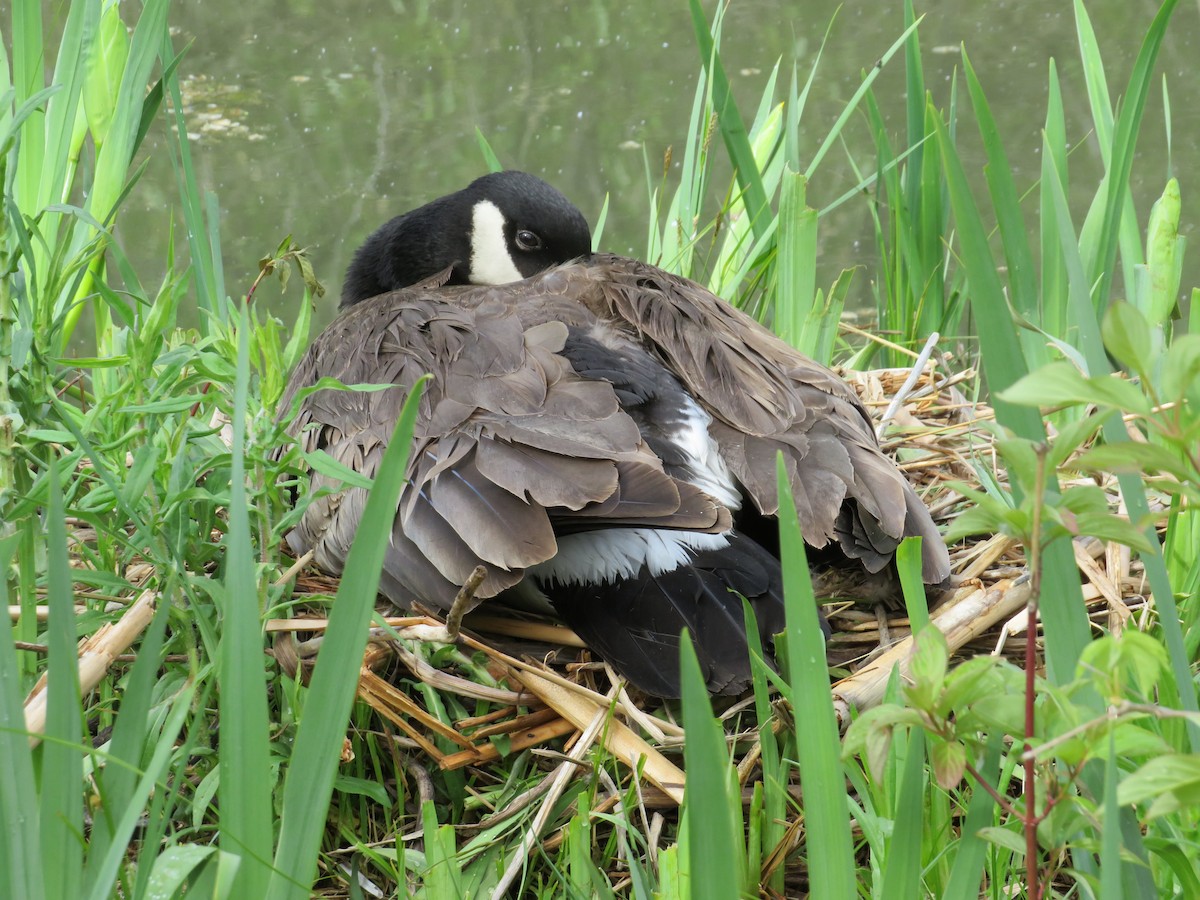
281, 272, 734, 611
280, 171, 950, 696
283, 256, 949, 611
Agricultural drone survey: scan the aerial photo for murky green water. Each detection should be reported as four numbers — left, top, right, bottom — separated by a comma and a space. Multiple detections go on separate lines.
114, 0, 1199, 329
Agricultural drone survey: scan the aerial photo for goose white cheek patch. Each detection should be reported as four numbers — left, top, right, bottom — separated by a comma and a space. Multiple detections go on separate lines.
469, 200, 524, 284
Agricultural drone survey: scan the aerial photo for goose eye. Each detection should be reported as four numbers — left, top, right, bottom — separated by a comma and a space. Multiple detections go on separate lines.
515, 229, 543, 251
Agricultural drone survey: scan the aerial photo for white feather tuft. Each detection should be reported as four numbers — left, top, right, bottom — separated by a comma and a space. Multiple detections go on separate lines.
530, 529, 730, 586
673, 395, 741, 509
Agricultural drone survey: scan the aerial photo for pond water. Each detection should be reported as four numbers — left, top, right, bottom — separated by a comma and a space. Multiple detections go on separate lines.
113, 0, 1200, 331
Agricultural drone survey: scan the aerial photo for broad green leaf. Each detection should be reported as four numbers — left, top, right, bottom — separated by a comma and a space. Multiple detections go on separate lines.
977, 826, 1027, 856
144, 845, 217, 900
1160, 334, 1200, 404
1000, 361, 1150, 414
1078, 631, 1170, 701
1118, 754, 1200, 818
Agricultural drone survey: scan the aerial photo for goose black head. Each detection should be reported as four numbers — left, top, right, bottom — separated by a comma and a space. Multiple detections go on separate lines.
340, 171, 593, 308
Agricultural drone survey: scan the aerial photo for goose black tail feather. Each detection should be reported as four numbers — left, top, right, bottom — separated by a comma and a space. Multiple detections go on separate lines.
541, 532, 827, 698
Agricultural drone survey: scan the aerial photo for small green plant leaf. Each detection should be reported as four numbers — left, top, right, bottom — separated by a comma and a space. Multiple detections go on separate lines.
1118, 754, 1200, 819
977, 826, 1028, 856
1143, 177, 1182, 325
930, 739, 967, 790
1078, 631, 1170, 702
1101, 301, 1152, 376
905, 625, 949, 711
842, 705, 923, 782
1161, 333, 1200, 404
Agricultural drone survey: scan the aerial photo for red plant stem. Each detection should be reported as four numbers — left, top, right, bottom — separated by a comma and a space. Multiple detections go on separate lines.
963, 761, 1018, 818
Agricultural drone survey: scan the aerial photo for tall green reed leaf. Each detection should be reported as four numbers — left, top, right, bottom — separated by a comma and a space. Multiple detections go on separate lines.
879, 731, 927, 898
687, 0, 769, 243
39, 456, 84, 900
1040, 60, 1069, 345
268, 378, 429, 899
935, 112, 1094, 683
962, 50, 1043, 365
679, 632, 742, 900
880, 541, 931, 898
1082, 0, 1178, 312
68, 0, 172, 350
775, 170, 819, 356
0, 533, 43, 900
776, 454, 855, 896
219, 305, 274, 896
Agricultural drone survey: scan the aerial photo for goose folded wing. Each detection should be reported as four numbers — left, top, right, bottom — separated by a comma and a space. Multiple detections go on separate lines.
577, 255, 951, 583
281, 289, 729, 612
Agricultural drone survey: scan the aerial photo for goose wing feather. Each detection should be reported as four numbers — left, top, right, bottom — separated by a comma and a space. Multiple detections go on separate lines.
281, 286, 728, 612
567, 255, 951, 583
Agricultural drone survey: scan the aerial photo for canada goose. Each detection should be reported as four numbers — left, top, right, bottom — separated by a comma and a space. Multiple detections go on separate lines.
281, 171, 950, 697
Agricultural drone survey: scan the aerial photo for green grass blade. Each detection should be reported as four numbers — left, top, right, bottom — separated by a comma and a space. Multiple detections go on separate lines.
86, 0, 171, 226
1099, 735, 1123, 900
882, 540, 930, 898
63, 0, 172, 349
1040, 60, 1069, 342
82, 594, 172, 879
267, 377, 429, 898
879, 730, 926, 899
219, 306, 275, 896
679, 631, 742, 900
896, 537, 929, 633
742, 601, 787, 895
688, 0, 770, 242
35, 0, 90, 212
419, 800, 464, 896
933, 115, 1038, 433
660, 31, 712, 276
902, 0, 925, 226
962, 50, 1041, 356
11, 1, 46, 217
786, 15, 837, 170
0, 534, 44, 900
775, 454, 855, 896
475, 127, 503, 173
943, 733, 1003, 898
775, 168, 817, 350
804, 16, 922, 181
1085, 0, 1178, 311
160, 29, 220, 319
39, 456, 83, 900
